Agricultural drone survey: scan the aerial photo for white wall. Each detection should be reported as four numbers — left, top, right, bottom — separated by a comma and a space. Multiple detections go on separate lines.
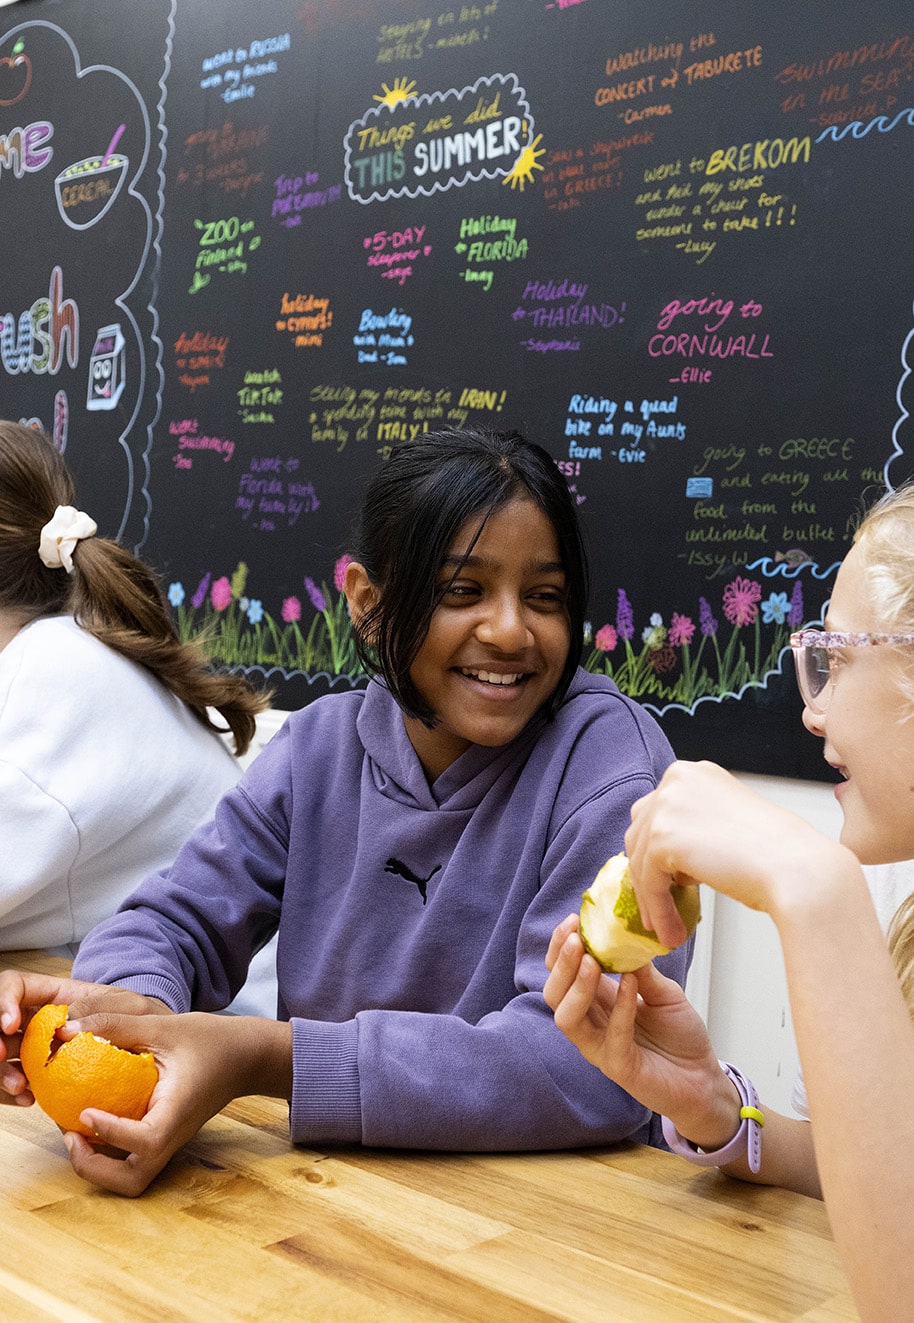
237, 706, 288, 768
702, 775, 842, 1113
712, 775, 914, 1113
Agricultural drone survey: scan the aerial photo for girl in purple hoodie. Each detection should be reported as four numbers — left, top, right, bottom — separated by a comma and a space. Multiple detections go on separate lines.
0, 426, 690, 1195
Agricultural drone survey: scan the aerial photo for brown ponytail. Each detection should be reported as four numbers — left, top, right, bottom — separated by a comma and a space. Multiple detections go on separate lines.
0, 421, 269, 755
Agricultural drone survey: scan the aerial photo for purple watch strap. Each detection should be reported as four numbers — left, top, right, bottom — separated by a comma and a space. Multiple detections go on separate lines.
661, 1061, 763, 1174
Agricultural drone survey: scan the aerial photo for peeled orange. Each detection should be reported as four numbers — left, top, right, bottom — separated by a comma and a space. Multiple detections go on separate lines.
19, 1003, 158, 1136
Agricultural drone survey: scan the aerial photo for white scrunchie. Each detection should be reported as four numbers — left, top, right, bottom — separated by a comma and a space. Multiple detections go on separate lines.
38, 505, 98, 574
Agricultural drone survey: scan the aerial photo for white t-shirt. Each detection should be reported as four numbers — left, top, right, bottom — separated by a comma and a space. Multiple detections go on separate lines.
0, 615, 276, 1014
791, 860, 914, 1117
0, 615, 244, 946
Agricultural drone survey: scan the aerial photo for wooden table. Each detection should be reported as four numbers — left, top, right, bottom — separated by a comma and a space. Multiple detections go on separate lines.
0, 952, 858, 1322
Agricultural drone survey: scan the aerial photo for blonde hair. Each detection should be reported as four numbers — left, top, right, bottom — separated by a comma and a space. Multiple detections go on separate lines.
853, 483, 914, 1016
888, 894, 914, 1021
853, 482, 914, 635
0, 421, 270, 755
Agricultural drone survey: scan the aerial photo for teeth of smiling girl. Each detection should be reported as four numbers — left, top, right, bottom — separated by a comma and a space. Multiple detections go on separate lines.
461, 669, 522, 685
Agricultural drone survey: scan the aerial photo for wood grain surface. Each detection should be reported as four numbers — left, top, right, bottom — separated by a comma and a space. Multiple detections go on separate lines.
0, 951, 858, 1321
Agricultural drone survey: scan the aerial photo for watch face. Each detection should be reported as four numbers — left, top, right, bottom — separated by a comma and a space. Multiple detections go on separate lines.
87, 323, 126, 411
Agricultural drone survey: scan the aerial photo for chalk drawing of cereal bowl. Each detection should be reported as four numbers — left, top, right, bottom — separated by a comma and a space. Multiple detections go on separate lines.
54, 153, 128, 230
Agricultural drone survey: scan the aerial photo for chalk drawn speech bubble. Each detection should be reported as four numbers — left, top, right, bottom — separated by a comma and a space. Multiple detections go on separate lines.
344, 72, 533, 204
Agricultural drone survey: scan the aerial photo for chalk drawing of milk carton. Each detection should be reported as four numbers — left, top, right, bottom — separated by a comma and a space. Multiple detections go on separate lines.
86, 323, 126, 410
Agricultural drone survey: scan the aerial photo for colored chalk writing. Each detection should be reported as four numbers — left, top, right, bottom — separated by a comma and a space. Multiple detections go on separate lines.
4, 0, 911, 778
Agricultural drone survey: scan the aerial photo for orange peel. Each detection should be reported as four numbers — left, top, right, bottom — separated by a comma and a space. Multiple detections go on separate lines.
19, 1003, 158, 1136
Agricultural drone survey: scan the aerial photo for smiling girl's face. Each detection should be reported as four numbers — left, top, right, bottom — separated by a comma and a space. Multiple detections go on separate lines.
803, 539, 914, 865
400, 496, 572, 782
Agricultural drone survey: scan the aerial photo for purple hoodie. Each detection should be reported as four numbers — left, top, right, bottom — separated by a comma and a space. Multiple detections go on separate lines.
74, 668, 690, 1151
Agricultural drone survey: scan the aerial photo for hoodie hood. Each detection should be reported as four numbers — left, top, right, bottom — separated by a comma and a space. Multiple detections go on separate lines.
356, 676, 549, 812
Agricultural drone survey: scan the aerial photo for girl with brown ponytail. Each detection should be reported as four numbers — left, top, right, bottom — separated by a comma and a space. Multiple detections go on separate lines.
0, 421, 270, 967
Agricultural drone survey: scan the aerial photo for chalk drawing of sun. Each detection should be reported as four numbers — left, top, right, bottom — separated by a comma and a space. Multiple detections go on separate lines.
502, 133, 545, 191
373, 78, 418, 109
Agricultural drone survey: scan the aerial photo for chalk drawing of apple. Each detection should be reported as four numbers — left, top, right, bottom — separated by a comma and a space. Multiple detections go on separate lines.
0, 40, 32, 107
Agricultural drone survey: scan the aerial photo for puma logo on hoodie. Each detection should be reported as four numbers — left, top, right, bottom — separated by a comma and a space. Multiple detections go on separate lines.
384, 857, 441, 906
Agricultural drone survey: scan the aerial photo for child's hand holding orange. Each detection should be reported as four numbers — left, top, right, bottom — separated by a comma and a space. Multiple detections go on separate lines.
46, 1009, 294, 1197
0, 969, 169, 1113
19, 1002, 158, 1135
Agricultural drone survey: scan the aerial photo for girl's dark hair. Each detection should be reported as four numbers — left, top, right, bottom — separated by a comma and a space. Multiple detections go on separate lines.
0, 421, 269, 755
350, 424, 589, 724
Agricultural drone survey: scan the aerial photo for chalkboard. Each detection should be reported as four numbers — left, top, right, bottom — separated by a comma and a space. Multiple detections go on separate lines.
3, 0, 913, 779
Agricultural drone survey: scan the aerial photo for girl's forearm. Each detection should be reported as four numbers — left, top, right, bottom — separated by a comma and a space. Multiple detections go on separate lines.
772, 853, 914, 1321
719, 1107, 819, 1196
